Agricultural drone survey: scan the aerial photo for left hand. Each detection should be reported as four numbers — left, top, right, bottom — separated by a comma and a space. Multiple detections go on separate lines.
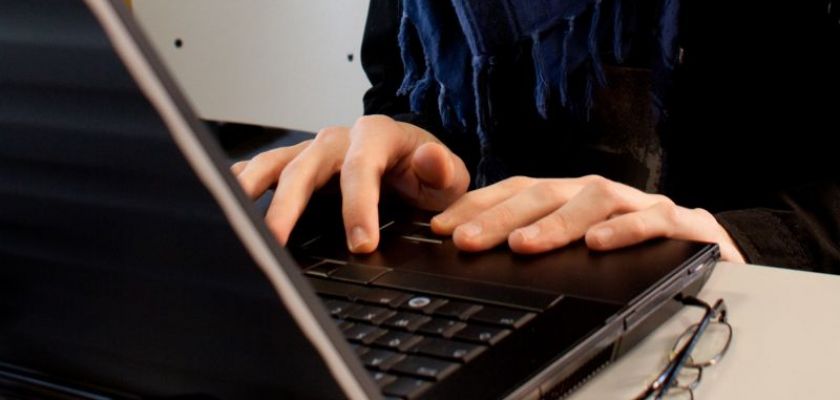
430, 175, 745, 262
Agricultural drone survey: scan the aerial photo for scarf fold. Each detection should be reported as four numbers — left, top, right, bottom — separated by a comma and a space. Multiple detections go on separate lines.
398, 0, 680, 186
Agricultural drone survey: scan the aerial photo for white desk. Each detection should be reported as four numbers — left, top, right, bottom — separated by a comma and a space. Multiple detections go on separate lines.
569, 262, 840, 399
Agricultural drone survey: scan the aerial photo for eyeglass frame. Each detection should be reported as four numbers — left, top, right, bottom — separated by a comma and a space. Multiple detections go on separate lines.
635, 295, 732, 400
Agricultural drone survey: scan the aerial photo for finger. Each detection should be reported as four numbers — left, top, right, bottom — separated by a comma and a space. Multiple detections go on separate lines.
509, 177, 665, 253
584, 201, 681, 248
341, 116, 415, 253
264, 129, 349, 244
230, 160, 248, 175
430, 176, 535, 234
235, 140, 311, 198
450, 180, 580, 251
388, 142, 470, 211
585, 205, 746, 262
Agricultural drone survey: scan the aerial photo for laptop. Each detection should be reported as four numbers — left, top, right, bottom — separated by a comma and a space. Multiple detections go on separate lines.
0, 1, 719, 399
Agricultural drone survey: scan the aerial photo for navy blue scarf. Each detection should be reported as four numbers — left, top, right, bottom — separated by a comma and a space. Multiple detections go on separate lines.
397, 0, 680, 186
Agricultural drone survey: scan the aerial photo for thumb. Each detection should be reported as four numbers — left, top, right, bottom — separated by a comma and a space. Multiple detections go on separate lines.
408, 142, 470, 209
412, 142, 455, 189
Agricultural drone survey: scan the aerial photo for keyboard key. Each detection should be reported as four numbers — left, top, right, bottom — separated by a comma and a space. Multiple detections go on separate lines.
337, 320, 354, 331
308, 278, 364, 300
382, 377, 432, 399
362, 349, 405, 371
434, 301, 483, 320
390, 356, 459, 381
323, 299, 359, 319
453, 325, 511, 345
353, 345, 370, 357
304, 260, 343, 277
399, 234, 444, 245
468, 306, 536, 328
383, 312, 432, 332
347, 305, 397, 325
370, 371, 398, 389
330, 263, 390, 284
343, 324, 387, 345
358, 288, 412, 308
406, 222, 448, 240
373, 331, 424, 352
399, 295, 448, 314
418, 319, 467, 338
412, 338, 487, 363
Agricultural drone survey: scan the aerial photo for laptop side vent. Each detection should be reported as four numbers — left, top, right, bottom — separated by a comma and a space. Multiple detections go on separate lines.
540, 346, 613, 399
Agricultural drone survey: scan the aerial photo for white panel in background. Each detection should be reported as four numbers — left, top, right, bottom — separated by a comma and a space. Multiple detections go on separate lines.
133, 0, 371, 132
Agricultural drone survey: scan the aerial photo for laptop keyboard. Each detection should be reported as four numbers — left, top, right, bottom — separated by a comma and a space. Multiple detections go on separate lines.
305, 268, 538, 399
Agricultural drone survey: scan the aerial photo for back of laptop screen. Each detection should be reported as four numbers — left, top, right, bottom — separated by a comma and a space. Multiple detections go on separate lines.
0, 1, 346, 398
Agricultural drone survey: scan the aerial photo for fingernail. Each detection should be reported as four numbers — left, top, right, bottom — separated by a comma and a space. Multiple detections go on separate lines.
431, 214, 449, 227
516, 225, 541, 241
458, 223, 482, 238
592, 227, 614, 245
348, 226, 370, 251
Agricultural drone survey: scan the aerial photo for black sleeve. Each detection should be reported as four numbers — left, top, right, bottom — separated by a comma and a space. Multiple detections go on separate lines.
677, 2, 840, 273
360, 0, 412, 118
360, 0, 479, 172
716, 181, 840, 274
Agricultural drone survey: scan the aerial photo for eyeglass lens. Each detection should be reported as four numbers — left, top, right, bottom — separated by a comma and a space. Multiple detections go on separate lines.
671, 320, 733, 368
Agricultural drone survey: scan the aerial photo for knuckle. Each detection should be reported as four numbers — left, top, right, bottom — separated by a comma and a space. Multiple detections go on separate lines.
295, 138, 314, 149
532, 181, 563, 202
352, 114, 393, 133
341, 153, 383, 177
353, 114, 383, 126
315, 127, 347, 146
458, 191, 486, 209
545, 211, 571, 233
486, 204, 516, 228
581, 174, 607, 185
651, 194, 675, 207
460, 190, 498, 210
655, 201, 680, 224
626, 215, 648, 237
504, 175, 532, 189
352, 115, 373, 127
249, 151, 272, 165
288, 139, 314, 156
279, 157, 303, 179
587, 176, 620, 200
341, 153, 365, 173
692, 207, 714, 221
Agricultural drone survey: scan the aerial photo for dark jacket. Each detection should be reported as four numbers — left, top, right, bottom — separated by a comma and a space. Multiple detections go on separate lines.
360, 0, 840, 273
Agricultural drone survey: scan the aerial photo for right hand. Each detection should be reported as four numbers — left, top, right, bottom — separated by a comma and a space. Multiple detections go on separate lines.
231, 115, 470, 253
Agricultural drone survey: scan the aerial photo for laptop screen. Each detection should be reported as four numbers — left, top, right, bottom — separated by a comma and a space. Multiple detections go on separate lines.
0, 1, 355, 398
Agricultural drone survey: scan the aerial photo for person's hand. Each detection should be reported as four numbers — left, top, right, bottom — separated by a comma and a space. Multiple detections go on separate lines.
431, 175, 745, 262
231, 115, 470, 253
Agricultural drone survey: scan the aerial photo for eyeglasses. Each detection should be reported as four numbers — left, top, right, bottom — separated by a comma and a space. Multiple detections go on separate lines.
635, 295, 733, 400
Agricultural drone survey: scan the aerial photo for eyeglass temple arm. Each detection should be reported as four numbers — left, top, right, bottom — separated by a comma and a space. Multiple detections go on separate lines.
655, 296, 717, 398
636, 297, 729, 400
